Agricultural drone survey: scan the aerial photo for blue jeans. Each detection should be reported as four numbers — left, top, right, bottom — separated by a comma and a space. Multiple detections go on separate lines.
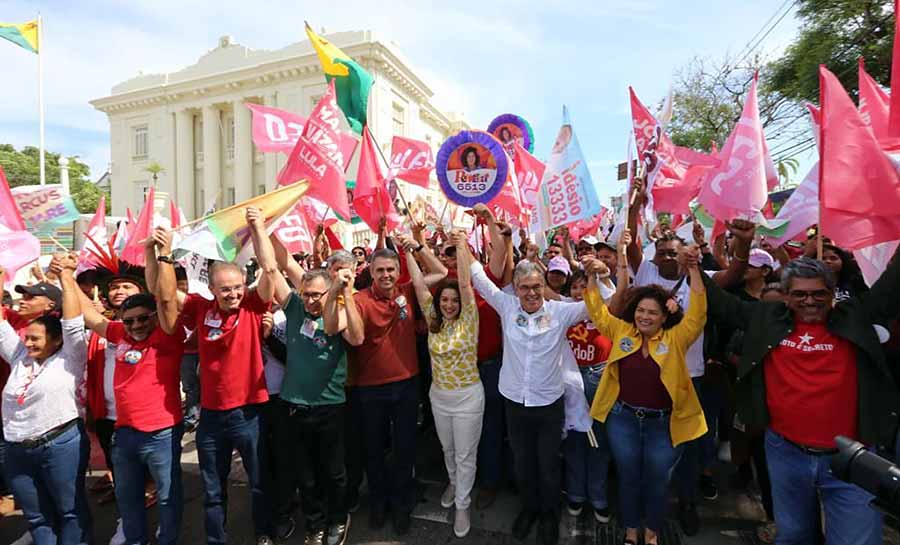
564, 364, 610, 509
5, 420, 92, 545
765, 429, 882, 545
674, 376, 717, 501
605, 401, 682, 532
197, 404, 270, 544
112, 424, 184, 545
477, 357, 504, 488
181, 354, 200, 425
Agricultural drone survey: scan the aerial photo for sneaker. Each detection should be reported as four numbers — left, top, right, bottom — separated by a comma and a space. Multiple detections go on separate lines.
256, 536, 275, 545
512, 509, 538, 541
678, 500, 700, 536
11, 532, 33, 545
538, 512, 559, 545
368, 502, 386, 530
593, 507, 611, 524
392, 510, 411, 535
327, 515, 351, 545
303, 530, 325, 545
700, 474, 719, 500
441, 484, 456, 509
566, 501, 583, 517
109, 519, 126, 545
454, 507, 471, 538
276, 516, 296, 540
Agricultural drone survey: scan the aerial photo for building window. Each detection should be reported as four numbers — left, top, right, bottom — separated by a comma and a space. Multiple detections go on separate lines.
256, 184, 266, 196
132, 125, 149, 160
226, 187, 236, 206
195, 121, 204, 165
226, 116, 235, 160
352, 228, 372, 249
310, 95, 323, 112
392, 103, 405, 136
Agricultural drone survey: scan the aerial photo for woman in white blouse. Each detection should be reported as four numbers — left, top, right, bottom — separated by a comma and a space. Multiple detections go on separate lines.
0, 255, 92, 545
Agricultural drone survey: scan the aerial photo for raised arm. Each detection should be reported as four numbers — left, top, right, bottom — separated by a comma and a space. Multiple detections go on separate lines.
246, 206, 278, 303
472, 204, 507, 279
452, 229, 475, 308
50, 254, 109, 337
584, 258, 626, 339
55, 254, 88, 362
558, 226, 580, 271
608, 228, 633, 317
54, 254, 82, 320
144, 240, 159, 295
270, 235, 304, 300
0, 266, 24, 363
672, 245, 707, 344
405, 235, 448, 287
469, 249, 513, 314
149, 228, 181, 335
322, 269, 346, 337
710, 220, 754, 288
399, 236, 433, 313
625, 177, 646, 273
339, 269, 364, 346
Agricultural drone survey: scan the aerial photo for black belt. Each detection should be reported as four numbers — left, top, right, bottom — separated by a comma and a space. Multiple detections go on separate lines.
15, 419, 78, 449
778, 432, 839, 456
617, 401, 671, 420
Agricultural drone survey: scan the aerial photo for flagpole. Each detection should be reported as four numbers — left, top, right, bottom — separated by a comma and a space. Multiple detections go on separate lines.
37, 13, 45, 186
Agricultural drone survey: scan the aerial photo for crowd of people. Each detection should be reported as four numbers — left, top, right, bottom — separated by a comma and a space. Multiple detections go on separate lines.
0, 180, 899, 545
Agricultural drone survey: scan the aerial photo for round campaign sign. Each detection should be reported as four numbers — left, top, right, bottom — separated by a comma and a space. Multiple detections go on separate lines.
436, 130, 509, 207
487, 114, 534, 154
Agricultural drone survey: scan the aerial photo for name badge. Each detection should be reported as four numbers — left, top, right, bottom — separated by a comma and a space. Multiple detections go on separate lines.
515, 314, 528, 327
207, 328, 224, 341
123, 349, 143, 365
301, 318, 318, 339
619, 337, 634, 353
204, 312, 223, 328
656, 342, 669, 355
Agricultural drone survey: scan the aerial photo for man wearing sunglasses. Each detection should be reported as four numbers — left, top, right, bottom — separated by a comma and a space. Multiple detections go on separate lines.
702, 251, 900, 545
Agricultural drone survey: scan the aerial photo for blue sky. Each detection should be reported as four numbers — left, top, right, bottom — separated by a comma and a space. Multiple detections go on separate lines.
0, 0, 808, 206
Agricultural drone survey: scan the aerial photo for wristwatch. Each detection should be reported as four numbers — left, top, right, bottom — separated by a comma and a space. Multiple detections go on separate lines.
157, 255, 174, 264
413, 244, 424, 253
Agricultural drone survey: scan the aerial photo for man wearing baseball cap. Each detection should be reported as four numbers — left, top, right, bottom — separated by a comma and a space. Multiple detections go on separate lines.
546, 256, 572, 298
14, 283, 62, 318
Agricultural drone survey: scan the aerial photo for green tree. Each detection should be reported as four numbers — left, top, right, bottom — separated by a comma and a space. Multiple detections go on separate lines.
0, 144, 109, 213
767, 0, 894, 104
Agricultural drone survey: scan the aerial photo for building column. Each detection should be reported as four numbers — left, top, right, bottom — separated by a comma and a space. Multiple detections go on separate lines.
233, 98, 253, 203
202, 104, 221, 210
175, 109, 196, 218
264, 92, 279, 192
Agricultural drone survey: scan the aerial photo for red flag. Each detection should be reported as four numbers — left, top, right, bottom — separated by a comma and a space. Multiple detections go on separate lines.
0, 166, 40, 283
77, 196, 108, 274
858, 57, 891, 141
889, 0, 900, 138
246, 102, 359, 158
489, 150, 527, 227
121, 187, 155, 266
390, 136, 434, 188
324, 226, 344, 251
271, 201, 315, 256
512, 143, 546, 231
277, 81, 352, 219
820, 65, 900, 249
0, 166, 26, 232
354, 127, 402, 232
169, 199, 181, 229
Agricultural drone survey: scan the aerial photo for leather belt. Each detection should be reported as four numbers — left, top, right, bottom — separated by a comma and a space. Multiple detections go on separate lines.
617, 401, 671, 420
778, 432, 839, 456
15, 419, 78, 449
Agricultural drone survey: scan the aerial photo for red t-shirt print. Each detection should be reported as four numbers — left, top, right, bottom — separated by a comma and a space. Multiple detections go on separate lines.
567, 320, 612, 367
182, 292, 271, 411
764, 322, 858, 449
105, 321, 186, 432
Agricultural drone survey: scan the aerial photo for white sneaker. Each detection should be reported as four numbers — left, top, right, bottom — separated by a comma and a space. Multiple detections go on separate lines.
440, 484, 456, 509
109, 519, 126, 545
11, 531, 33, 545
453, 506, 471, 538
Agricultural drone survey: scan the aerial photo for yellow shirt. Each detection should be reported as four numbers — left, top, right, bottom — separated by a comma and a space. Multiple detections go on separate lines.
584, 286, 708, 446
422, 294, 480, 391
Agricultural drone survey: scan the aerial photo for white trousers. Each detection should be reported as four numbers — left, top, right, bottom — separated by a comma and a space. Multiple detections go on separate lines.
429, 381, 485, 509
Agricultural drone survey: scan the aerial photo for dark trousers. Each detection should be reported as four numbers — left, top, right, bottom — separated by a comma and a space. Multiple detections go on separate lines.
505, 396, 564, 515
344, 388, 366, 508
5, 421, 93, 545
675, 376, 717, 501
95, 417, 116, 474
352, 376, 419, 514
196, 404, 270, 544
275, 402, 348, 531
477, 358, 505, 488
181, 354, 201, 426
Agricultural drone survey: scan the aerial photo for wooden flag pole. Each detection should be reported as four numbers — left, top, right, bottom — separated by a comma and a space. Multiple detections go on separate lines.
370, 129, 416, 228
47, 234, 69, 252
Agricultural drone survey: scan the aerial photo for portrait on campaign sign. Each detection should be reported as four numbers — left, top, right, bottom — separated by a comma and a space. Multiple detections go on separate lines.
487, 113, 534, 156
437, 130, 509, 207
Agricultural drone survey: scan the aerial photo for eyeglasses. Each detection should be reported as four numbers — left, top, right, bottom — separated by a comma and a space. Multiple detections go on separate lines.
788, 289, 831, 301
123, 312, 156, 327
300, 291, 327, 302
516, 285, 543, 294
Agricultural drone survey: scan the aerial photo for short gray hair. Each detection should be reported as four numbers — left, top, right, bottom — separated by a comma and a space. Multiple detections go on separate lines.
326, 250, 354, 269
780, 257, 836, 293
513, 261, 545, 286
302, 268, 332, 288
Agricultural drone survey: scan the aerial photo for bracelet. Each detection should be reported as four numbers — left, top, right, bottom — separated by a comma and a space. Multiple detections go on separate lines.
598, 273, 611, 280
699, 242, 709, 248
413, 244, 424, 253
157, 255, 174, 264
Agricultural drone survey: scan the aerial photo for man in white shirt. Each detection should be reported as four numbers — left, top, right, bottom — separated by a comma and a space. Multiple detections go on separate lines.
470, 259, 589, 545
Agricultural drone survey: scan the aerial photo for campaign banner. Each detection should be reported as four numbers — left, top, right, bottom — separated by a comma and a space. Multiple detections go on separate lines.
11, 184, 81, 232
538, 107, 602, 231
390, 136, 434, 188
246, 102, 358, 159
436, 130, 509, 207
271, 200, 316, 256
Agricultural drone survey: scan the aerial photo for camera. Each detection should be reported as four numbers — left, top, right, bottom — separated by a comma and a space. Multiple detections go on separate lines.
830, 436, 900, 519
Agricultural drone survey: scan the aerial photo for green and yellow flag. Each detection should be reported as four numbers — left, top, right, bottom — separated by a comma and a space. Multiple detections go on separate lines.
0, 20, 38, 54
305, 23, 373, 134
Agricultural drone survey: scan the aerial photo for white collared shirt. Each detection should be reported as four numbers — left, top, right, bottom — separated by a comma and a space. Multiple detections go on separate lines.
1, 317, 88, 442
471, 262, 590, 407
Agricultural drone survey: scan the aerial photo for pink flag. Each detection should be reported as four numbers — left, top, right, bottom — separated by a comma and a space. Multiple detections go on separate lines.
858, 57, 891, 141
820, 65, 900, 249
271, 201, 316, 256
489, 150, 528, 227
0, 166, 40, 283
169, 199, 184, 229
353, 127, 402, 232
277, 81, 353, 220
568, 209, 608, 242
512, 143, 546, 233
697, 75, 770, 222
301, 197, 338, 229
854, 240, 900, 287
764, 164, 819, 247
76, 196, 108, 274
390, 136, 434, 188
889, 0, 900, 138
120, 187, 155, 266
246, 102, 359, 159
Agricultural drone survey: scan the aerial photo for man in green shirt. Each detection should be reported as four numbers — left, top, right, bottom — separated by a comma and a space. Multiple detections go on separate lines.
256, 233, 365, 545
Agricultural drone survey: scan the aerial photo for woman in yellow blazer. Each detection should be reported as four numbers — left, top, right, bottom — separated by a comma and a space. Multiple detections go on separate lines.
583, 234, 707, 545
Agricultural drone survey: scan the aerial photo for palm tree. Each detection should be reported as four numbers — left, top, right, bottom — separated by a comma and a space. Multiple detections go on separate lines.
144, 161, 166, 188
775, 157, 799, 188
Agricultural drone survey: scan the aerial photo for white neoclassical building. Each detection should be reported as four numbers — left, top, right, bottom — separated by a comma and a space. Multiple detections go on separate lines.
90, 31, 469, 247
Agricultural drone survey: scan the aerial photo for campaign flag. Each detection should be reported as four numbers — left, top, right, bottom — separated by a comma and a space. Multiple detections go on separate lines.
488, 159, 528, 228
173, 180, 310, 264
354, 127, 402, 232
513, 142, 546, 234
538, 106, 603, 231
246, 102, 359, 159
819, 65, 900, 249
10, 184, 81, 232
302, 196, 339, 228
763, 164, 819, 247
270, 201, 316, 256
854, 240, 900, 287
0, 20, 38, 54
0, 166, 40, 284
858, 58, 890, 141
277, 81, 353, 219
120, 187, 156, 267
568, 209, 608, 242
305, 23, 373, 134
76, 196, 108, 274
889, 0, 900, 139
390, 136, 434, 187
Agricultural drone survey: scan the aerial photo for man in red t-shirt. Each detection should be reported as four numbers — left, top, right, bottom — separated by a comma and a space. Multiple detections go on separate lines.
348, 244, 446, 535
166, 209, 277, 545
59, 231, 186, 545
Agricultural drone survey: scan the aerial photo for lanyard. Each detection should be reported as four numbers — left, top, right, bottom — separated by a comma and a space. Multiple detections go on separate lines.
16, 360, 49, 405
